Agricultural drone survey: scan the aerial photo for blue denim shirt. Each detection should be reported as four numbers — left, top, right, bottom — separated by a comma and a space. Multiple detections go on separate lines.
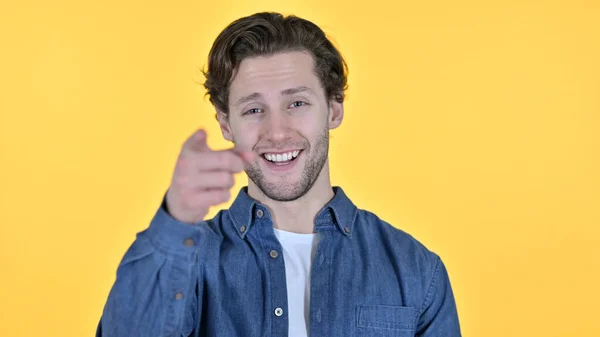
97, 187, 461, 337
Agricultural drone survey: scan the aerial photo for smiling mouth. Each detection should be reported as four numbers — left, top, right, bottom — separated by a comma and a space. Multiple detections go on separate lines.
262, 150, 302, 165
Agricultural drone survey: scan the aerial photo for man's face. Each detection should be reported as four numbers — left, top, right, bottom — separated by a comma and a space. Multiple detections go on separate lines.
218, 51, 343, 201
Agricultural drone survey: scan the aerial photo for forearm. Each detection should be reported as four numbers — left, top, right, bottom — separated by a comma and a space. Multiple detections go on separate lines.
97, 195, 213, 337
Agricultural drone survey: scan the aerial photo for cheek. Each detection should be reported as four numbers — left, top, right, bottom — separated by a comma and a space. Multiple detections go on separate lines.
231, 123, 260, 148
299, 115, 328, 138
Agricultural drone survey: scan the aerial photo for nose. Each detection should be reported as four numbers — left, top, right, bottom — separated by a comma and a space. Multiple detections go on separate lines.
262, 110, 292, 142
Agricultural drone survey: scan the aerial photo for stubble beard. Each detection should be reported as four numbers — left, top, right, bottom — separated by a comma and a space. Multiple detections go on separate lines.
244, 127, 329, 202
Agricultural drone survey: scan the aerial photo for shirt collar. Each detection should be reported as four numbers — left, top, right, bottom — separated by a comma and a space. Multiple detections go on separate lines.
228, 186, 358, 239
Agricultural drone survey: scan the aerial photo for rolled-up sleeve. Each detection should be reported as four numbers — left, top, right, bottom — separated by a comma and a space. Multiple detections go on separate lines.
97, 195, 214, 337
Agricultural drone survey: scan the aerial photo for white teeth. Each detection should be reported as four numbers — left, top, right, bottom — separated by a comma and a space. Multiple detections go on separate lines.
263, 150, 301, 163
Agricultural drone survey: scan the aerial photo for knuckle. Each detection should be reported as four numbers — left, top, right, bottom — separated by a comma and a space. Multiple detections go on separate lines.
236, 159, 244, 170
218, 153, 231, 168
218, 190, 229, 202
208, 194, 219, 205
189, 194, 206, 208
219, 172, 232, 186
202, 192, 217, 205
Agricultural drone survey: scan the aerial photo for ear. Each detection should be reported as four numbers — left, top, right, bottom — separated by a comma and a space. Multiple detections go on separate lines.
216, 109, 234, 142
328, 99, 344, 130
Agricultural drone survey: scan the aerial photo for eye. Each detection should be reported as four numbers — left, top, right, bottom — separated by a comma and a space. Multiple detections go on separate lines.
244, 108, 262, 115
289, 101, 309, 109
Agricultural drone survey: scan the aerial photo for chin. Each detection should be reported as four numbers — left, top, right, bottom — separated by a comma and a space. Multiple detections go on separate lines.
246, 149, 324, 202
260, 181, 308, 202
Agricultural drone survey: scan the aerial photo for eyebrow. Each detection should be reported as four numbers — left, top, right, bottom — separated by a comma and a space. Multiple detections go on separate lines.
234, 86, 315, 107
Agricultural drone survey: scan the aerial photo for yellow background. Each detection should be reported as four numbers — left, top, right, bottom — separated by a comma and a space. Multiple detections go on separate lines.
1, 0, 599, 336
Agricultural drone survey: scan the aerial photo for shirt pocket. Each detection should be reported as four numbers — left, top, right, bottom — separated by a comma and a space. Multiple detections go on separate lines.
356, 305, 418, 337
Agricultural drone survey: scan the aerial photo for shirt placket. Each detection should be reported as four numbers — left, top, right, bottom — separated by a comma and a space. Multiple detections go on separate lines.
252, 206, 289, 337
308, 229, 332, 337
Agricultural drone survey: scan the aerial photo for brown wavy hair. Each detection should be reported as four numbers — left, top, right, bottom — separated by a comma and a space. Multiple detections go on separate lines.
201, 12, 348, 116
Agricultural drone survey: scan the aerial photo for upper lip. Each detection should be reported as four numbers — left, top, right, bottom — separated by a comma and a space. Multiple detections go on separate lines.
259, 149, 303, 155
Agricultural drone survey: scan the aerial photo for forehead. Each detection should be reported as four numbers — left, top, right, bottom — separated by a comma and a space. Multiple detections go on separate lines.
228, 51, 323, 102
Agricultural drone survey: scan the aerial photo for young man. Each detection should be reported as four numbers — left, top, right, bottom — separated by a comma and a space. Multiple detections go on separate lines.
97, 12, 462, 337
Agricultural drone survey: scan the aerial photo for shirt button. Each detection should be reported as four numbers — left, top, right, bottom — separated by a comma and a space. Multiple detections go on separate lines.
344, 227, 351, 234
274, 307, 284, 317
240, 225, 246, 233
256, 209, 264, 218
183, 238, 195, 247
175, 292, 184, 300
269, 250, 279, 258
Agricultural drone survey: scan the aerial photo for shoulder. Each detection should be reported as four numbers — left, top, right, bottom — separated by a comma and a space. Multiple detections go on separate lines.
203, 210, 229, 237
354, 208, 441, 271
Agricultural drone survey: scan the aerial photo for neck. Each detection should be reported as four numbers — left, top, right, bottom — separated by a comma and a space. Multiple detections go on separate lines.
247, 160, 334, 234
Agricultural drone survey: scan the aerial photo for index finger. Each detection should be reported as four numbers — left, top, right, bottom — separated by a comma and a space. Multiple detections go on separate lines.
182, 129, 210, 153
191, 149, 247, 173
232, 147, 258, 166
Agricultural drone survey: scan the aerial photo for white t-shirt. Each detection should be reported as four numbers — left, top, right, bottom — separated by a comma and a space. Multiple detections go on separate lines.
273, 228, 321, 337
